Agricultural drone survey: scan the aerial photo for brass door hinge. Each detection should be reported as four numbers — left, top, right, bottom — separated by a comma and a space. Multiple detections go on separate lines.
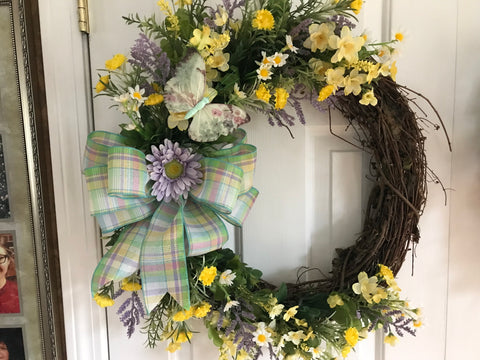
78, 0, 90, 34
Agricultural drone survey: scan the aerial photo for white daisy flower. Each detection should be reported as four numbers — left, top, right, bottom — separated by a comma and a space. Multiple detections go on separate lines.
268, 52, 289, 67
285, 35, 298, 53
252, 322, 272, 347
256, 65, 273, 80
224, 300, 239, 312
219, 269, 236, 286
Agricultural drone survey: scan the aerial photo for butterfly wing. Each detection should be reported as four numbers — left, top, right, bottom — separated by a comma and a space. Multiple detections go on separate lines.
164, 52, 206, 114
188, 104, 250, 142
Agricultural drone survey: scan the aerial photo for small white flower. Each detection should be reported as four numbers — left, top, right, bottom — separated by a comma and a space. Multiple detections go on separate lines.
233, 83, 247, 99
256, 51, 273, 67
128, 85, 147, 104
224, 300, 239, 312
256, 65, 273, 80
219, 269, 236, 286
285, 35, 298, 53
268, 52, 289, 67
252, 322, 272, 347
114, 93, 140, 116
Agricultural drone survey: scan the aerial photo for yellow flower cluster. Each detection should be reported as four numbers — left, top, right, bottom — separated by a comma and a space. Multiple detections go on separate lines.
95, 75, 109, 93
172, 302, 212, 322
93, 293, 115, 307
252, 9, 274, 30
199, 266, 217, 286
157, 0, 179, 32
344, 327, 359, 347
190, 25, 231, 80
144, 93, 164, 106
121, 277, 142, 291
302, 22, 399, 106
105, 54, 126, 71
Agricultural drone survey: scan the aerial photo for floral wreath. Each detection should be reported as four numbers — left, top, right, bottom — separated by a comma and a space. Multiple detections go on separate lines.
83, 0, 448, 359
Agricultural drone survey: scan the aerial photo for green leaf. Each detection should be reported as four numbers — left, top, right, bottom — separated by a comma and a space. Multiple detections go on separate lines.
275, 283, 288, 302
250, 269, 263, 279
207, 325, 224, 347
176, 8, 194, 41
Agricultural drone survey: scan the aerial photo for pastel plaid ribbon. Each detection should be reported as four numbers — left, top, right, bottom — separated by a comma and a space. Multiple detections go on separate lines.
84, 129, 258, 312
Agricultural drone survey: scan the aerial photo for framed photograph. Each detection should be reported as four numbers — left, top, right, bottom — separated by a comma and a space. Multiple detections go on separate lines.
0, 232, 20, 314
0, 327, 26, 360
0, 0, 65, 358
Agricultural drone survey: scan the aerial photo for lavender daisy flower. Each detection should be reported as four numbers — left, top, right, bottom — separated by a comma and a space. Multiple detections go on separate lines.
146, 140, 203, 203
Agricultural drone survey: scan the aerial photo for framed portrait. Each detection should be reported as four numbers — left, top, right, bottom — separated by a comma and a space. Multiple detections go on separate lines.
0, 327, 26, 360
0, 232, 20, 314
0, 0, 65, 358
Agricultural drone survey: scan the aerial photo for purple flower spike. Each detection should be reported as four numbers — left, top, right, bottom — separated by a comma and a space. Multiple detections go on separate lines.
146, 139, 203, 203
129, 33, 171, 85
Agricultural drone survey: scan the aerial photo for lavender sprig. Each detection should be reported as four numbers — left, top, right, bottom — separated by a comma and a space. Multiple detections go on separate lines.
129, 33, 170, 86
117, 291, 146, 338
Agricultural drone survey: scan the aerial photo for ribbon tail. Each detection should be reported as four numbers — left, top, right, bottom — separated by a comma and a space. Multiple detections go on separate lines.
140, 202, 190, 313
91, 219, 150, 295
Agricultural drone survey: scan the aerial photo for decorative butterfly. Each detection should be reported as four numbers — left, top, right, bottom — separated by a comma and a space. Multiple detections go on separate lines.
163, 51, 250, 142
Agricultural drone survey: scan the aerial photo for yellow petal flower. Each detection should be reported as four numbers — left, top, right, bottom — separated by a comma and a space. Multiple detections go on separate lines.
345, 327, 359, 347
390, 61, 398, 81
199, 266, 217, 286
175, 331, 192, 343
341, 345, 351, 358
378, 264, 394, 280
144, 93, 164, 106
274, 88, 289, 110
384, 334, 398, 346
318, 85, 335, 102
327, 293, 344, 308
359, 89, 378, 106
303, 22, 335, 52
283, 305, 298, 321
95, 75, 109, 93
329, 26, 365, 63
350, 0, 363, 15
121, 277, 142, 291
190, 25, 213, 51
252, 9, 274, 30
93, 293, 115, 307
166, 342, 182, 353
255, 83, 271, 103
105, 54, 126, 71
193, 302, 212, 318
172, 308, 193, 322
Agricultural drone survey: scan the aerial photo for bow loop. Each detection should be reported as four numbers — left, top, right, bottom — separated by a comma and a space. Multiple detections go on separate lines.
189, 158, 243, 214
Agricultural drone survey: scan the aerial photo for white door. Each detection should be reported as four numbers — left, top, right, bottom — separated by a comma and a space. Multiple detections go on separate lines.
38, 0, 480, 359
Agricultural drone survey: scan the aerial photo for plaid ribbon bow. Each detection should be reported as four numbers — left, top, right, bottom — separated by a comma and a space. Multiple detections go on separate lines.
83, 129, 258, 312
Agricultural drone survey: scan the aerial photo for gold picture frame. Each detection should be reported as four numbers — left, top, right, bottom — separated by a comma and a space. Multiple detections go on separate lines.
0, 0, 65, 358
